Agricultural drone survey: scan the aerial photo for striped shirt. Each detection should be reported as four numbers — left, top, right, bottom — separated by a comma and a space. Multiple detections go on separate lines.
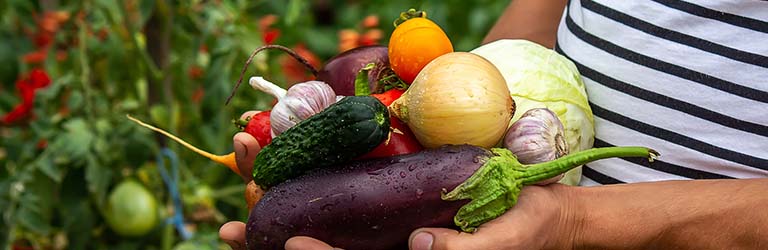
554, 0, 768, 185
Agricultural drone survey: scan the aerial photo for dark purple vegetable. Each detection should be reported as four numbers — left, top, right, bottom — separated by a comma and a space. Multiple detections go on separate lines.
245, 145, 487, 250
317, 45, 394, 96
245, 145, 657, 250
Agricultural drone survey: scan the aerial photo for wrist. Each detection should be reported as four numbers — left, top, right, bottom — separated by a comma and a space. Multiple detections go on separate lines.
543, 184, 583, 250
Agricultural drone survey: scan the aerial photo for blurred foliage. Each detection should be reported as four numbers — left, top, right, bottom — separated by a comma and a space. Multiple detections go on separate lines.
0, 0, 508, 249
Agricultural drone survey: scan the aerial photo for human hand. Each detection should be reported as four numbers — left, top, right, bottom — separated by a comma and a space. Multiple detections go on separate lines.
220, 111, 264, 250
406, 185, 573, 250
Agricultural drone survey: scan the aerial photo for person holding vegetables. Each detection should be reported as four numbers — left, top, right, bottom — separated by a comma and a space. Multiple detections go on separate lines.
220, 0, 768, 249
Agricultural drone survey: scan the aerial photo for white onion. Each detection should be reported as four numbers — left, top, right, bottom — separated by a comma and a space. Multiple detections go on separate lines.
390, 52, 515, 148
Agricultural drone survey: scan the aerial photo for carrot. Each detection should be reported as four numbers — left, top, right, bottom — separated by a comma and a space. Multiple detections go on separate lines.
126, 115, 240, 176
388, 9, 453, 84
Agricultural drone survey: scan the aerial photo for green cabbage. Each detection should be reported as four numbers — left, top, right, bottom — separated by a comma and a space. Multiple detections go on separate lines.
471, 39, 595, 186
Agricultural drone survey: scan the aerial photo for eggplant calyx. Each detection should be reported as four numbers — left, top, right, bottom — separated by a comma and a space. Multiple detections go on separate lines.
442, 147, 659, 232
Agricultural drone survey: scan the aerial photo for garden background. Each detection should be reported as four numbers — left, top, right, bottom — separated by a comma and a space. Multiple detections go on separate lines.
0, 1, 509, 249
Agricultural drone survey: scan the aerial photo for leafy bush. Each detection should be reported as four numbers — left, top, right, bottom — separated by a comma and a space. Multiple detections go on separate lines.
0, 1, 505, 249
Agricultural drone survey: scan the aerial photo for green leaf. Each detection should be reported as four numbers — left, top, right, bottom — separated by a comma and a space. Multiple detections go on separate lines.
68, 90, 84, 112
0, 31, 19, 87
60, 170, 96, 250
284, 0, 306, 26
48, 118, 94, 165
35, 153, 65, 183
354, 63, 375, 96
86, 154, 113, 210
16, 171, 56, 235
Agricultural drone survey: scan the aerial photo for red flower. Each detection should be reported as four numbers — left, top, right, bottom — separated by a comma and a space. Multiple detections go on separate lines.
191, 86, 205, 104
337, 15, 384, 53
258, 15, 281, 45
262, 29, 280, 45
188, 65, 204, 80
361, 15, 379, 29
22, 50, 48, 64
2, 69, 51, 125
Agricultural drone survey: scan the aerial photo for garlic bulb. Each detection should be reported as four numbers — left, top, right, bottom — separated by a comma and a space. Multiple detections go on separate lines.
249, 77, 337, 136
504, 108, 569, 184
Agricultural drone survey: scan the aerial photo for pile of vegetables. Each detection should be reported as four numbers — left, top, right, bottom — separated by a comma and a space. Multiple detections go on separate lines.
129, 8, 658, 250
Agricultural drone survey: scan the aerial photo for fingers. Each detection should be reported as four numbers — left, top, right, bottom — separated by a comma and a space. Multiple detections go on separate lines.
285, 236, 342, 250
240, 110, 262, 121
409, 228, 497, 250
233, 132, 261, 181
219, 221, 247, 250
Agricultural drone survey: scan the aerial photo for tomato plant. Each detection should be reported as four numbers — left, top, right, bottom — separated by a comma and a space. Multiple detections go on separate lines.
0, 1, 507, 249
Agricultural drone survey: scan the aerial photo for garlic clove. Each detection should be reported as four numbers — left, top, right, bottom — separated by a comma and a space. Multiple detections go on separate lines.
285, 81, 337, 120
503, 108, 569, 185
249, 76, 287, 100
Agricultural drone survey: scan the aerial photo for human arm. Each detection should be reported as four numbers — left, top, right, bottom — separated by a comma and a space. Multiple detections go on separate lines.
410, 178, 768, 250
481, 0, 567, 48
562, 178, 768, 250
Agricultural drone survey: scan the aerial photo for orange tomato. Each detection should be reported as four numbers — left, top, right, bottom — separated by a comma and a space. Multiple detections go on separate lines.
388, 17, 453, 84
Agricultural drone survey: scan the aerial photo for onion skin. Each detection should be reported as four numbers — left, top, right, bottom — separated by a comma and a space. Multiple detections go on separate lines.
390, 52, 515, 148
317, 45, 390, 96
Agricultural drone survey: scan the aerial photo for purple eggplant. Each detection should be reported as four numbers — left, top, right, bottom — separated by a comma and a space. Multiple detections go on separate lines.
245, 145, 486, 250
245, 145, 657, 250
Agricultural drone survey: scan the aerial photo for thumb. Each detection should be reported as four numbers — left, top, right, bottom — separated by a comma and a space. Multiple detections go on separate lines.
233, 132, 260, 180
409, 228, 494, 250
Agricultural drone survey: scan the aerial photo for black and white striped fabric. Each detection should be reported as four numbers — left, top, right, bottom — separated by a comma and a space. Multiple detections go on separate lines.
555, 0, 768, 185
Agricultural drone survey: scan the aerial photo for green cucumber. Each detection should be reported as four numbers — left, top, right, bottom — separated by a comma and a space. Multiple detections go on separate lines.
253, 95, 390, 188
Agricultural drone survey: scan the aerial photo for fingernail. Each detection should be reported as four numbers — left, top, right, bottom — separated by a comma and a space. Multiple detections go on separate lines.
411, 231, 434, 250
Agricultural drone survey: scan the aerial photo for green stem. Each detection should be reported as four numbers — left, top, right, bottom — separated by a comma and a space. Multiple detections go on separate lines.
521, 147, 658, 185
77, 1, 94, 120
233, 118, 250, 130
393, 8, 427, 27
354, 63, 375, 96
443, 146, 659, 232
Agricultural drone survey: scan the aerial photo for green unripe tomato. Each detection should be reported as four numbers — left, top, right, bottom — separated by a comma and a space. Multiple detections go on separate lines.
105, 179, 159, 237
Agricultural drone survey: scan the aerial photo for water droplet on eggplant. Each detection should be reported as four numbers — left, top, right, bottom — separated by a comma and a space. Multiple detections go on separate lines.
408, 164, 419, 171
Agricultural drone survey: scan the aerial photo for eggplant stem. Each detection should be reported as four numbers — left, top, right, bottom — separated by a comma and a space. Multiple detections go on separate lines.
226, 44, 319, 105
443, 146, 659, 232
521, 147, 659, 185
